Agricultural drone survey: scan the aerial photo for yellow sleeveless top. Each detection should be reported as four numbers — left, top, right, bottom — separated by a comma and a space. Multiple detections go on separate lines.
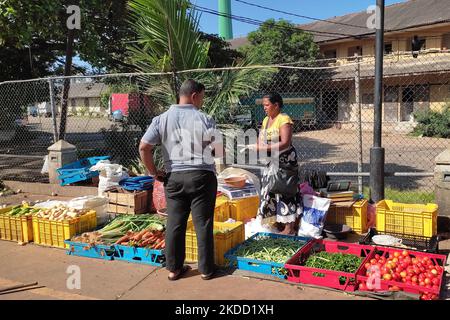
261, 113, 293, 143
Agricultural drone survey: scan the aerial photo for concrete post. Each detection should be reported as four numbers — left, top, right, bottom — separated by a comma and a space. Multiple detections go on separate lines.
435, 149, 450, 233
47, 140, 78, 184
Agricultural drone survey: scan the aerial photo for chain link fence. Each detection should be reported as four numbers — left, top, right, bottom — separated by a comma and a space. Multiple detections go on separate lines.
1, 51, 449, 202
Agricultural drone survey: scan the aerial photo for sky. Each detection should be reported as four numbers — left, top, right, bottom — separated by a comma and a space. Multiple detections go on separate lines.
193, 0, 407, 38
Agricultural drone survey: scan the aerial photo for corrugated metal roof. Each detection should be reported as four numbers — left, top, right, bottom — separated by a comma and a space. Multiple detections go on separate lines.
228, 0, 450, 48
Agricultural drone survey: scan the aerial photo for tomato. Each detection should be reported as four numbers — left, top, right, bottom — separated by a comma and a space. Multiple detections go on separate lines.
370, 259, 377, 265
402, 278, 407, 283
424, 278, 431, 285
411, 276, 418, 283
426, 284, 433, 289
375, 254, 381, 260
364, 262, 371, 270
432, 278, 439, 286
420, 267, 426, 273
435, 266, 442, 273
431, 269, 438, 276
399, 271, 406, 278
412, 258, 418, 265
395, 266, 403, 274
393, 252, 400, 258
417, 262, 423, 268
392, 258, 399, 264
419, 281, 426, 287
432, 285, 439, 291
428, 264, 434, 270
402, 250, 409, 257
383, 274, 392, 281
402, 262, 410, 269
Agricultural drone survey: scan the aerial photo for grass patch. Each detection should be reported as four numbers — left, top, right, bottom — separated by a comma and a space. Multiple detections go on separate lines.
362, 187, 435, 204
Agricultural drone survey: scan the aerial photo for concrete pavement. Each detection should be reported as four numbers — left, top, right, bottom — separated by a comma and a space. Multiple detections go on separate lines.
0, 240, 369, 300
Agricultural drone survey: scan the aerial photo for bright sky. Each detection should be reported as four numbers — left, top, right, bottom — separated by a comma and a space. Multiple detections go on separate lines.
193, 0, 407, 38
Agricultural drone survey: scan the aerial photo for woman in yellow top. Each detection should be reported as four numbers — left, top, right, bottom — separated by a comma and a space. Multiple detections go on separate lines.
251, 93, 301, 235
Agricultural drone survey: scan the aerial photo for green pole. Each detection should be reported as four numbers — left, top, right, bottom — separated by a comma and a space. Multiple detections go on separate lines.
218, 0, 233, 40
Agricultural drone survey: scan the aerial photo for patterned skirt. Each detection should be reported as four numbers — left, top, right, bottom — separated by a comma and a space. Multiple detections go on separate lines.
258, 146, 302, 224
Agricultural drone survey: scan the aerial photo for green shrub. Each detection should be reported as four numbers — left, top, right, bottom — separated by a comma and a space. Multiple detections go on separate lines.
413, 106, 450, 138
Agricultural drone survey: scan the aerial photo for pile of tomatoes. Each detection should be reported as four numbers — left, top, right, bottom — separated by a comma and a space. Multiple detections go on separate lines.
358, 250, 444, 300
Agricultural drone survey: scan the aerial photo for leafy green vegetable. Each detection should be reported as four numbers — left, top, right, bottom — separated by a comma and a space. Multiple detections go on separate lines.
304, 251, 363, 273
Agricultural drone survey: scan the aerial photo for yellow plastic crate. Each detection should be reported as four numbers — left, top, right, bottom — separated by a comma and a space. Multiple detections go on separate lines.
32, 210, 97, 249
0, 207, 34, 243
185, 221, 244, 266
227, 196, 259, 222
325, 200, 368, 234
187, 197, 231, 224
376, 200, 438, 237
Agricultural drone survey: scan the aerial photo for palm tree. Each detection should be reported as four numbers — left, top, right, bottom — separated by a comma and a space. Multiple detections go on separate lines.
127, 0, 274, 121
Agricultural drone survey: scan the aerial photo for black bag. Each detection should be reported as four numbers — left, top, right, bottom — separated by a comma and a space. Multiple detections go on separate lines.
266, 163, 299, 197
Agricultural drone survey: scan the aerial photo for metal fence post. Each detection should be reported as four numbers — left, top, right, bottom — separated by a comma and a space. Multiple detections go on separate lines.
48, 78, 58, 143
355, 56, 363, 194
370, 0, 386, 202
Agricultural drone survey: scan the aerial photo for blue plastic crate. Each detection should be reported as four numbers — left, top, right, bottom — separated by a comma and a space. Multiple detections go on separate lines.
57, 156, 110, 176
224, 232, 311, 279
113, 244, 166, 267
58, 170, 99, 186
64, 240, 115, 260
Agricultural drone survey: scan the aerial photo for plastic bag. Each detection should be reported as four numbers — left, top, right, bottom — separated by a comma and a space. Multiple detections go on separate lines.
68, 196, 111, 226
244, 216, 278, 239
299, 182, 316, 196
217, 167, 261, 195
90, 160, 129, 196
367, 201, 377, 229
41, 156, 49, 174
298, 195, 331, 239
33, 200, 68, 208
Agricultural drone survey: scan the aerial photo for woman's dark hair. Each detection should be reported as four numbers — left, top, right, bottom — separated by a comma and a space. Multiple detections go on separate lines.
263, 92, 283, 108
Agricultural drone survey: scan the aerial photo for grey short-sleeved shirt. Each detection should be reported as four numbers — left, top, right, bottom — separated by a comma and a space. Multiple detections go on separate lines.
141, 104, 219, 173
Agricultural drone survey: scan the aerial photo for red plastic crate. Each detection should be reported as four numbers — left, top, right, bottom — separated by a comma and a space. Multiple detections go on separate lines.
356, 247, 447, 298
284, 239, 374, 291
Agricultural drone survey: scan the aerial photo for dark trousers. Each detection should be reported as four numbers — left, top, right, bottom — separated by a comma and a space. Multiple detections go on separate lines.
164, 170, 217, 275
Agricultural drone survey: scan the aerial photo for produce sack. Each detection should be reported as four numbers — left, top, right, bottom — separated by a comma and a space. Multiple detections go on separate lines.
298, 195, 331, 239
68, 196, 111, 225
90, 160, 129, 196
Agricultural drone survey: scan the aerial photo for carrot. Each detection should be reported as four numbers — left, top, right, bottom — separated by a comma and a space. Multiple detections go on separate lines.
133, 229, 148, 242
142, 231, 154, 240
154, 240, 165, 249
115, 234, 130, 244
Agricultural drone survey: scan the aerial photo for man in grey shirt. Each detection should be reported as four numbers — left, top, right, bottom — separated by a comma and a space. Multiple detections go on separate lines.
139, 79, 221, 281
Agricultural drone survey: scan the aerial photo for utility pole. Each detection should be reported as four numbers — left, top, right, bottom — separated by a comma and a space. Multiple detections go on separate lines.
370, 0, 385, 202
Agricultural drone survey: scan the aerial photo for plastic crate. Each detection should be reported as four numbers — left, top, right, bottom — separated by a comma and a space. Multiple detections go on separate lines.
64, 240, 115, 260
185, 221, 244, 266
359, 228, 439, 253
326, 200, 368, 234
376, 200, 438, 237
32, 210, 97, 249
59, 170, 99, 186
224, 232, 311, 279
227, 196, 259, 222
56, 156, 110, 175
356, 247, 447, 298
113, 245, 165, 267
57, 156, 110, 186
0, 207, 33, 243
284, 240, 374, 291
187, 197, 232, 225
